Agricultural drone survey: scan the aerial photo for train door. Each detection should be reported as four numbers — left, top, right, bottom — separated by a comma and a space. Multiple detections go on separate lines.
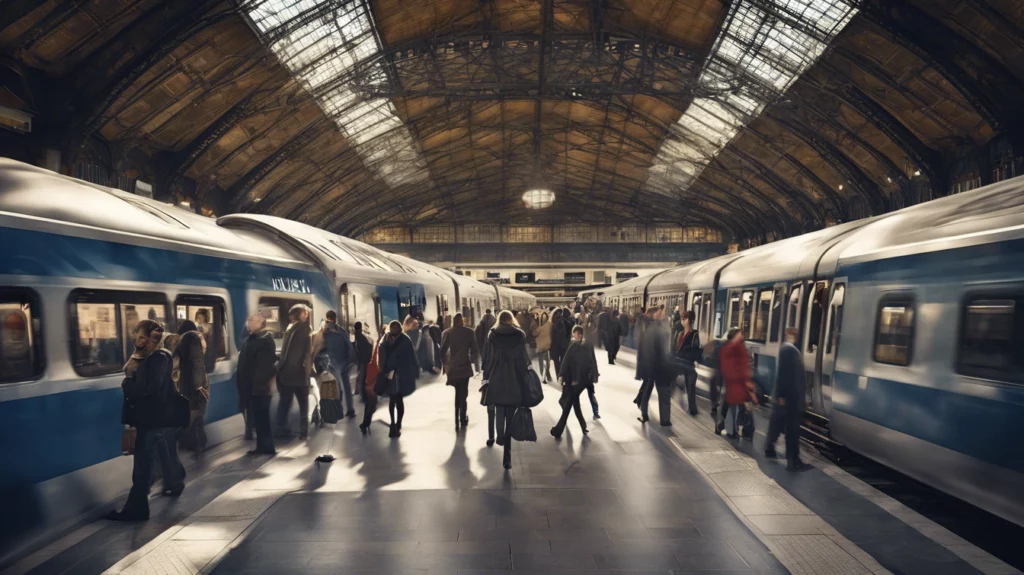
802, 279, 830, 414
820, 280, 846, 416
340, 283, 380, 338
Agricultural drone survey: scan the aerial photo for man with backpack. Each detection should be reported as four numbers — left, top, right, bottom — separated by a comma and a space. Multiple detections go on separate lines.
108, 320, 186, 521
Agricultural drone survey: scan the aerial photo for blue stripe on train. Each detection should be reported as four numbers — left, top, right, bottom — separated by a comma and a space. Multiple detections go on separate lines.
0, 379, 238, 491
833, 371, 1024, 473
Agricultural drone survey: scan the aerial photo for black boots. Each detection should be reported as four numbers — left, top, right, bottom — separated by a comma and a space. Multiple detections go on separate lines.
389, 423, 401, 438
502, 450, 512, 470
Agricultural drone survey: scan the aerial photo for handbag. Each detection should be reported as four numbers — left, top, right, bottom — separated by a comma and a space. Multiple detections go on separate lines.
478, 382, 490, 406
509, 408, 537, 442
520, 366, 544, 408
169, 393, 191, 428
320, 397, 342, 425
121, 427, 137, 455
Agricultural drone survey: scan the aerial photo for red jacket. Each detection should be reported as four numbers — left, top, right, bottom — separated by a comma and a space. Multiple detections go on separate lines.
364, 340, 380, 399
720, 339, 751, 406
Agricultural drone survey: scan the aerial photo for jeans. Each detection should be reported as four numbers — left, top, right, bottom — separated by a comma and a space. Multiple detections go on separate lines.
121, 427, 185, 518
488, 406, 514, 463
553, 384, 587, 435
331, 363, 354, 414
251, 395, 275, 453
451, 378, 470, 423
586, 383, 599, 417
766, 403, 801, 465
639, 379, 671, 424
537, 351, 551, 381
276, 383, 309, 437
724, 404, 739, 436
679, 365, 698, 414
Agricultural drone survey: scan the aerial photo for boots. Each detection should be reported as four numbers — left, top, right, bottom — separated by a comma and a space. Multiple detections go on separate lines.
502, 449, 512, 470
389, 423, 400, 438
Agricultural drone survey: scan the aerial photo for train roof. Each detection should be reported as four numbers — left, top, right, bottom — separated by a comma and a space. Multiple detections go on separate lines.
442, 269, 496, 300
0, 159, 311, 268
830, 175, 1024, 268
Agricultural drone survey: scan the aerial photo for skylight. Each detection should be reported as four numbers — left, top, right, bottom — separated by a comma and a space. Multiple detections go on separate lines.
242, 0, 429, 188
648, 0, 858, 196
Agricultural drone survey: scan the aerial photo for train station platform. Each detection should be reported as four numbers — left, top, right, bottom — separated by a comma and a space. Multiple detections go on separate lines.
5, 361, 1019, 575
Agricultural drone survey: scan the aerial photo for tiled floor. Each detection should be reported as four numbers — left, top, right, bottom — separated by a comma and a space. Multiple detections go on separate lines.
7, 354, 1013, 575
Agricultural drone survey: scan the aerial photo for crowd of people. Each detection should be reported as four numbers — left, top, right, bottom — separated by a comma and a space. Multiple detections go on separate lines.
107, 297, 808, 522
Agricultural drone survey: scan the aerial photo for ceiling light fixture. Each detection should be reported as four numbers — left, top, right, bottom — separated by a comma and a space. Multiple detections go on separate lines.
914, 169, 922, 176
838, 185, 844, 191
522, 188, 555, 209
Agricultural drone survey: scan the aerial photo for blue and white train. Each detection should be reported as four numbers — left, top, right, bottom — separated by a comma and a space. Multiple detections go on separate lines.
0, 159, 535, 564
595, 176, 1024, 527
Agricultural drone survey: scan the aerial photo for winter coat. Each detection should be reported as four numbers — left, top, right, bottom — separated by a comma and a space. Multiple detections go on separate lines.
675, 329, 702, 366
550, 317, 567, 357
440, 325, 479, 381
603, 318, 622, 350
618, 313, 630, 340
175, 330, 209, 411
774, 341, 805, 409
409, 329, 435, 372
559, 340, 599, 387
354, 331, 373, 367
322, 322, 353, 367
597, 312, 610, 335
482, 323, 529, 407
380, 332, 419, 397
236, 330, 277, 405
636, 318, 674, 386
277, 320, 312, 387
721, 339, 752, 406
121, 348, 178, 428
533, 319, 552, 353
475, 313, 496, 351
517, 312, 535, 347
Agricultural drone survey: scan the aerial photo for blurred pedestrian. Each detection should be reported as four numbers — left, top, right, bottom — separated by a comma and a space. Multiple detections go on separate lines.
174, 320, 209, 458
381, 319, 420, 438
719, 328, 750, 439
483, 311, 529, 469
604, 309, 622, 365
533, 311, 553, 383
353, 321, 373, 397
276, 305, 312, 439
674, 310, 702, 416
440, 313, 480, 430
636, 306, 673, 426
237, 313, 277, 455
766, 328, 811, 471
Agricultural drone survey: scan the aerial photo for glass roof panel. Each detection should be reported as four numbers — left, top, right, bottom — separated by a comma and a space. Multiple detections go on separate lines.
649, 0, 857, 198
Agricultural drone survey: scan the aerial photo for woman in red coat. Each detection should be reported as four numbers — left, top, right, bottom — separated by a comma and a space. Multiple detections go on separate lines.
719, 328, 750, 439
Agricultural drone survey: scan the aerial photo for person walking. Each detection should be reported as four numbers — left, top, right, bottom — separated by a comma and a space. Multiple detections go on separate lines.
482, 311, 530, 469
549, 309, 567, 376
322, 311, 356, 418
765, 328, 812, 471
533, 312, 553, 383
429, 319, 444, 372
381, 320, 419, 438
440, 313, 480, 430
174, 320, 209, 458
406, 316, 435, 375
637, 307, 674, 426
276, 305, 312, 439
475, 309, 496, 352
719, 328, 750, 439
237, 313, 277, 455
604, 309, 622, 365
675, 311, 702, 416
108, 320, 185, 521
359, 334, 380, 435
596, 308, 610, 350
550, 325, 598, 438
353, 321, 373, 398
618, 307, 631, 348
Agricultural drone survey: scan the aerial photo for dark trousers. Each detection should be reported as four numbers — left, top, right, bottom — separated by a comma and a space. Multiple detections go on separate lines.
586, 383, 599, 417
766, 403, 801, 465
639, 379, 672, 424
389, 395, 405, 426
276, 383, 309, 437
451, 378, 470, 422
606, 339, 619, 363
553, 384, 588, 435
489, 406, 514, 463
552, 349, 564, 375
356, 363, 367, 396
361, 394, 378, 428
122, 427, 185, 518
251, 395, 275, 453
709, 373, 723, 415
179, 405, 207, 454
679, 366, 698, 415
331, 363, 354, 414
243, 406, 255, 440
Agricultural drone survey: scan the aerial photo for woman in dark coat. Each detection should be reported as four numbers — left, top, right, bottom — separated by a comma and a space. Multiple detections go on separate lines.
604, 310, 622, 365
440, 313, 480, 430
551, 325, 599, 438
379, 319, 419, 438
482, 310, 529, 469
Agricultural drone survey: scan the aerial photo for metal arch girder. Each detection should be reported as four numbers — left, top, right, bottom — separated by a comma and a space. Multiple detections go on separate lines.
769, 113, 888, 215
259, 146, 369, 216
226, 118, 332, 205
859, 0, 1024, 139
832, 82, 946, 193
701, 157, 817, 233
686, 179, 789, 238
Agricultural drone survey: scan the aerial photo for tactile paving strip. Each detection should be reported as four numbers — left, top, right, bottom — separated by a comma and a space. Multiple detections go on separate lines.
687, 450, 754, 474
765, 535, 872, 575
119, 542, 198, 575
706, 470, 779, 497
731, 494, 813, 516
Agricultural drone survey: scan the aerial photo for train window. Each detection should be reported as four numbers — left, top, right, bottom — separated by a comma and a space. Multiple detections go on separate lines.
256, 296, 312, 353
690, 293, 703, 330
751, 290, 772, 342
873, 297, 915, 366
806, 281, 829, 352
70, 290, 168, 377
957, 296, 1024, 383
175, 296, 229, 371
769, 286, 785, 343
701, 293, 712, 340
0, 288, 44, 383
728, 292, 741, 330
787, 284, 802, 331
740, 290, 755, 337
